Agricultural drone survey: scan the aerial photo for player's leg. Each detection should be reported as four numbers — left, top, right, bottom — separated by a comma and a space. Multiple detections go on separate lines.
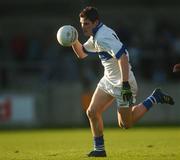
86, 86, 114, 157
117, 88, 175, 129
116, 78, 138, 128
117, 104, 147, 128
87, 87, 114, 136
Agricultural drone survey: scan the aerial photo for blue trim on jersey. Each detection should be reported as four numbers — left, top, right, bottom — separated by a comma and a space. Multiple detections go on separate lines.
83, 46, 112, 60
99, 51, 113, 60
92, 22, 103, 37
115, 45, 127, 59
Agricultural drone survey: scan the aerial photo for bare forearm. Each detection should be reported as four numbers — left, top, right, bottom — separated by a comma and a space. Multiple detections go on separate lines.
118, 53, 129, 82
72, 40, 87, 59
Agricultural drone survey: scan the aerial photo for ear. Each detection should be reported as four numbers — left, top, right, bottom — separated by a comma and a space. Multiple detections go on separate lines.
95, 20, 99, 25
93, 20, 99, 26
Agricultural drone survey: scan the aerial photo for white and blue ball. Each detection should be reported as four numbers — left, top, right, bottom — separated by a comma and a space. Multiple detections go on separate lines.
56, 25, 78, 46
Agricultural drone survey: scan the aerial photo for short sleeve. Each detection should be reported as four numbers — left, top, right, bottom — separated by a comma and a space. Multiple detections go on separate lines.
83, 36, 97, 54
97, 35, 127, 59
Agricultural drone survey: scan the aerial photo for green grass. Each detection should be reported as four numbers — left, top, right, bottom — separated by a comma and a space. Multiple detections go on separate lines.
0, 127, 180, 160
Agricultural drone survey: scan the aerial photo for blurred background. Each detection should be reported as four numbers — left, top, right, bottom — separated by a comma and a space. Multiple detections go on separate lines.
0, 0, 180, 129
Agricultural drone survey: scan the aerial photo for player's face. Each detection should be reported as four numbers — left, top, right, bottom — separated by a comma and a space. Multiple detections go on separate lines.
80, 18, 98, 36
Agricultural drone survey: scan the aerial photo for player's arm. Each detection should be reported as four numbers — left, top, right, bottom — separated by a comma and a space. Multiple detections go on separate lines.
118, 53, 129, 82
72, 40, 88, 59
118, 53, 132, 102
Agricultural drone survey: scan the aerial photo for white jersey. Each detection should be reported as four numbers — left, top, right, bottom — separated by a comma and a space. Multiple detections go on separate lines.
83, 22, 135, 86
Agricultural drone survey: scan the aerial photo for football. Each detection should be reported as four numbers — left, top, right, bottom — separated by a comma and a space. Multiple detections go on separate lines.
56, 25, 78, 46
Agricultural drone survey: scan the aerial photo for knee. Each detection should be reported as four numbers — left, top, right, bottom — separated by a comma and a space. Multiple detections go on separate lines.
118, 121, 132, 129
86, 108, 99, 120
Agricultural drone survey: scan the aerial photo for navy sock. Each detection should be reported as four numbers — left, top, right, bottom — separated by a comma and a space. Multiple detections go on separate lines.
143, 96, 157, 110
94, 135, 105, 151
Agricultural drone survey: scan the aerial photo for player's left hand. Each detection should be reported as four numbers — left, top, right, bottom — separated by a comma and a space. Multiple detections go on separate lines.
173, 63, 180, 72
121, 81, 133, 103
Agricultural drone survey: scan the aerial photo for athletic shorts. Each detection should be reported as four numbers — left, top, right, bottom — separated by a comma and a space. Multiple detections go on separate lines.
97, 76, 138, 108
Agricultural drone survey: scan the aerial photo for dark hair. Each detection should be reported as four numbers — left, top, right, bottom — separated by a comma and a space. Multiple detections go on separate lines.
79, 6, 99, 22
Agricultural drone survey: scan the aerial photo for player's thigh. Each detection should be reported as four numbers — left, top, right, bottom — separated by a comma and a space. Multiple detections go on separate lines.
88, 87, 114, 114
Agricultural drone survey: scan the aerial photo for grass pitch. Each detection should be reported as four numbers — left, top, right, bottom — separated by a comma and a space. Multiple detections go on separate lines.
0, 127, 180, 160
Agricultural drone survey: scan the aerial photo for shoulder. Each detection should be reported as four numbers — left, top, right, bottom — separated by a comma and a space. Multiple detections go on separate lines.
98, 25, 115, 36
96, 26, 121, 46
95, 25, 112, 40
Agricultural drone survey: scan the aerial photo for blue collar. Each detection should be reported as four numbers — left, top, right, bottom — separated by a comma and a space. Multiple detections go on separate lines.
92, 22, 103, 37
